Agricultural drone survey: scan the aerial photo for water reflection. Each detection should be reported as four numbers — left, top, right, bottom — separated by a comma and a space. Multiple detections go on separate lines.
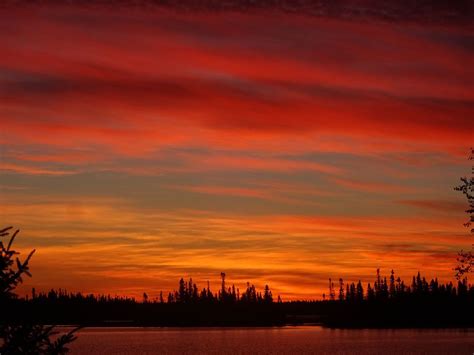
69, 326, 474, 354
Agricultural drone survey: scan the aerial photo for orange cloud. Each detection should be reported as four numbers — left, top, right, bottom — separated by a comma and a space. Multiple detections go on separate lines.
1, 2, 472, 299
397, 199, 467, 213
3, 195, 468, 299
332, 178, 419, 194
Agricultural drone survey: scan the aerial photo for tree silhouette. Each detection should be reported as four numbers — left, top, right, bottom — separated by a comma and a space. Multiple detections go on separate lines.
356, 281, 363, 302
366, 283, 375, 301
328, 278, 335, 301
322, 269, 473, 327
338, 278, 344, 301
0, 227, 78, 354
0, 227, 34, 300
2, 267, 471, 328
263, 285, 273, 303
454, 148, 474, 278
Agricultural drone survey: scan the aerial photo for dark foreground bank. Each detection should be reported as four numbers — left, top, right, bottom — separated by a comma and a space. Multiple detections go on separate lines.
3, 296, 473, 328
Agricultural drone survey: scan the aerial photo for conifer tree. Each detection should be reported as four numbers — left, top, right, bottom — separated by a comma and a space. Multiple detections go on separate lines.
454, 148, 473, 278
0, 227, 78, 354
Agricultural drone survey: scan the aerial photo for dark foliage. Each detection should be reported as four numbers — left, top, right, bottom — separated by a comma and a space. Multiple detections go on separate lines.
454, 148, 473, 278
0, 227, 35, 300
322, 269, 474, 328
3, 275, 283, 327
0, 227, 78, 354
0, 325, 77, 355
2, 269, 473, 328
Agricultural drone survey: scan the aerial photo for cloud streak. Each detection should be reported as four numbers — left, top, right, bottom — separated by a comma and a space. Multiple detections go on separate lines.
1, 2, 472, 298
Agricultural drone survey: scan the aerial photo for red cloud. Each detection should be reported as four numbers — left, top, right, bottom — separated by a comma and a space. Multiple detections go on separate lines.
1, 3, 472, 298
1, 5, 472, 164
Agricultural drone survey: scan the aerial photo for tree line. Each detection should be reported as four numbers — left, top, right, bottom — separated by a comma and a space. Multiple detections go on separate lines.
23, 269, 473, 307
24, 272, 277, 306
10, 268, 472, 329
325, 269, 473, 302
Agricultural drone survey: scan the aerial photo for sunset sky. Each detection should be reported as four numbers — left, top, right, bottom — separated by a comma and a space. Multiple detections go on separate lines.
1, 1, 473, 300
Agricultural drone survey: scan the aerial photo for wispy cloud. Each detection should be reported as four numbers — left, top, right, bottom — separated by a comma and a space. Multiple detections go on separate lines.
397, 199, 467, 213
1, 2, 472, 298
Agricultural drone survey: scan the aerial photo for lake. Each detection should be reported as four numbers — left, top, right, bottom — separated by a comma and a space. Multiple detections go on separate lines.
69, 326, 474, 354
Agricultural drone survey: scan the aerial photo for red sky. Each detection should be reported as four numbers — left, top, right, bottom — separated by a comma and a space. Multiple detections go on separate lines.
0, 1, 473, 300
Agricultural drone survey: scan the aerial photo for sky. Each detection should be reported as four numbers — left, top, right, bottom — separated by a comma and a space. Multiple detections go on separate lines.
0, 1, 473, 300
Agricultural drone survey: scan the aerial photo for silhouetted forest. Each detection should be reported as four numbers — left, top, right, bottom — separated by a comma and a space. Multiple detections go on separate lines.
2, 270, 473, 328
319, 269, 474, 327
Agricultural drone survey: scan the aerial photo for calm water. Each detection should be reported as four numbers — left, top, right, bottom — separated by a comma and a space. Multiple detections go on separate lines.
68, 326, 474, 354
